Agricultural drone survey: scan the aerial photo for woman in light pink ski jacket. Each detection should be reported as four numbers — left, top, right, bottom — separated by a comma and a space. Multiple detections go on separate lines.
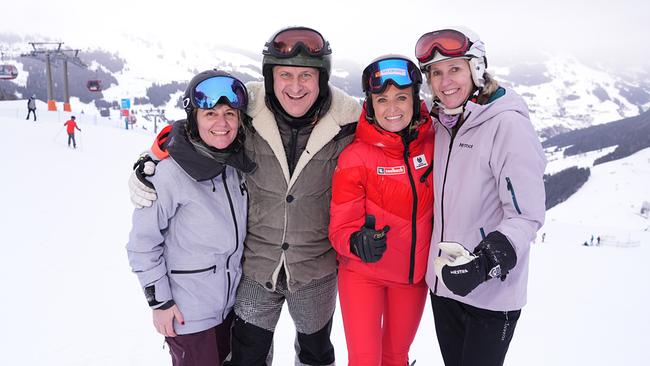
415, 26, 546, 366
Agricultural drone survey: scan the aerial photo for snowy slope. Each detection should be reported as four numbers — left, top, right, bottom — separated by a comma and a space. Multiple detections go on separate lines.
544, 145, 617, 175
0, 103, 648, 365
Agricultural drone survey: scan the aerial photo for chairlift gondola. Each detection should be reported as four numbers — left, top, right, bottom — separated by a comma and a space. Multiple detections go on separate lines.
0, 64, 18, 80
87, 79, 101, 92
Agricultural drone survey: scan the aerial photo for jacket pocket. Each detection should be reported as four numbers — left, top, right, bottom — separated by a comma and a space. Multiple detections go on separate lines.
505, 177, 522, 214
169, 264, 227, 321
170, 265, 216, 275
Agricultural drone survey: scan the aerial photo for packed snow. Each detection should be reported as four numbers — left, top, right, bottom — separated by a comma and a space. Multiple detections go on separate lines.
1, 100, 648, 365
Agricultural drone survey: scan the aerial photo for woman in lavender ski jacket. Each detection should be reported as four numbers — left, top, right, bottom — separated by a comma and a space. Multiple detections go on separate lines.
126, 70, 255, 366
415, 27, 546, 366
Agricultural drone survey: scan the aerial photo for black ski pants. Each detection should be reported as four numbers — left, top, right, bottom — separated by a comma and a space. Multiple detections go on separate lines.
431, 293, 521, 366
165, 311, 233, 366
26, 108, 36, 121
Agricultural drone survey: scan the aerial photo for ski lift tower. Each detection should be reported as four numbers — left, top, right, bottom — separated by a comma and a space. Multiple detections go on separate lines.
56, 48, 86, 112
21, 42, 87, 112
142, 108, 167, 134
21, 42, 63, 111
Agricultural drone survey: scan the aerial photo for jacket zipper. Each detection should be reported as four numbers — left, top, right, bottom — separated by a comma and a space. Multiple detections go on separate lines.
289, 128, 299, 175
403, 138, 418, 285
419, 163, 433, 185
505, 177, 522, 214
170, 265, 216, 274
433, 125, 456, 294
222, 169, 239, 322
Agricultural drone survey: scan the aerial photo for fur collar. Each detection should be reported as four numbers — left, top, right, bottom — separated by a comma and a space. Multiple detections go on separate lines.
245, 82, 360, 187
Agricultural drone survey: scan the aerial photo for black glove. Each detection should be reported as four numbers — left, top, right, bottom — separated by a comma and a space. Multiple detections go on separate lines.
349, 215, 390, 263
132, 154, 157, 190
434, 231, 517, 296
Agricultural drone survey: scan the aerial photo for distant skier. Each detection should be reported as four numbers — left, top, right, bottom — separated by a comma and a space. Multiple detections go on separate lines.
541, 232, 546, 243
590, 234, 594, 245
64, 116, 81, 148
26, 95, 36, 121
597, 236, 601, 246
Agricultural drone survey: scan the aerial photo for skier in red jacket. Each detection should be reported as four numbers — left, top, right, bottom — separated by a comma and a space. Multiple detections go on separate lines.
64, 116, 81, 148
329, 55, 434, 366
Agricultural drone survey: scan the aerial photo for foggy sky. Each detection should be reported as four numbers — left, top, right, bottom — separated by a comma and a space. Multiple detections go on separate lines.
2, 0, 648, 69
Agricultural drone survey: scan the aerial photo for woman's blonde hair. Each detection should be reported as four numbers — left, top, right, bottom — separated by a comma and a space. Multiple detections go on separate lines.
476, 72, 499, 105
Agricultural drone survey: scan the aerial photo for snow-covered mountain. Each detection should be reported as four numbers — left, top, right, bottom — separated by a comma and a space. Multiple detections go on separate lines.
2, 32, 649, 136
493, 57, 650, 138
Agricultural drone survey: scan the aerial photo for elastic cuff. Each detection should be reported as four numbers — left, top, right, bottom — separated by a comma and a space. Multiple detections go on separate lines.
144, 283, 172, 308
156, 299, 176, 310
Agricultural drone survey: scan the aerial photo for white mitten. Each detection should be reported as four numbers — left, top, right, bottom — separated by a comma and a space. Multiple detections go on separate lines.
433, 241, 483, 296
433, 241, 475, 280
129, 153, 159, 208
433, 232, 517, 296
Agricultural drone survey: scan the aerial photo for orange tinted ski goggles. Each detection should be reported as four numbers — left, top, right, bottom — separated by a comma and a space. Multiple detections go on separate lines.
415, 29, 470, 64
264, 27, 331, 58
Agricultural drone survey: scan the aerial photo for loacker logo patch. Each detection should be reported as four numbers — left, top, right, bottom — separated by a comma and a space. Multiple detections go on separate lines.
377, 166, 406, 175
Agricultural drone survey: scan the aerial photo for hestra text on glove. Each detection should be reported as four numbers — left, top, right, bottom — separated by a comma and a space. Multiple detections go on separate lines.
433, 231, 517, 296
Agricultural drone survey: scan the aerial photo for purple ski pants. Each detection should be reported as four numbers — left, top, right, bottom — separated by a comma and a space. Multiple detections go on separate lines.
166, 311, 233, 366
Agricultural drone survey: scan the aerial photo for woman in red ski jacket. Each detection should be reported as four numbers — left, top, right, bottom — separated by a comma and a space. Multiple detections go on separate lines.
329, 55, 434, 366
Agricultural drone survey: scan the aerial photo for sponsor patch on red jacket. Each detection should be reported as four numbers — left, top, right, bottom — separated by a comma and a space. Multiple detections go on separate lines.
377, 166, 405, 175
413, 154, 428, 169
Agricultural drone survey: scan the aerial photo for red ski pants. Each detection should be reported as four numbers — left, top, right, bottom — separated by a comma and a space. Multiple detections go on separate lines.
338, 266, 428, 366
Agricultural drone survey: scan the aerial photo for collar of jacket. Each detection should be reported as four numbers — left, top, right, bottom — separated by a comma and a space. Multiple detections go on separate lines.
167, 120, 254, 181
245, 81, 361, 187
462, 87, 527, 129
356, 101, 432, 159
434, 86, 525, 133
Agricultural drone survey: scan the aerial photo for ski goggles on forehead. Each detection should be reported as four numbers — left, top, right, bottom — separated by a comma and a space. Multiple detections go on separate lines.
190, 76, 248, 110
415, 29, 471, 63
362, 58, 421, 94
264, 27, 331, 58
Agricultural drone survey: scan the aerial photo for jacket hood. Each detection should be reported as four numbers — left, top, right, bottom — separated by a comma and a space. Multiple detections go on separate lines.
456, 87, 530, 131
167, 120, 255, 181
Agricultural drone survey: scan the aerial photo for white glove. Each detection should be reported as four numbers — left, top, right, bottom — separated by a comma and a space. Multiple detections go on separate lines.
433, 241, 484, 296
433, 241, 475, 280
129, 153, 159, 208
434, 232, 517, 296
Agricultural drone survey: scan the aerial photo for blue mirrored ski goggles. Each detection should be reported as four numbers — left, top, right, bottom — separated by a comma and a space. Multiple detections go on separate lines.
362, 58, 422, 94
192, 76, 248, 110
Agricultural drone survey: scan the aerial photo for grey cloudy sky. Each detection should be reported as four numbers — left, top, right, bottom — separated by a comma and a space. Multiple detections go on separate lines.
3, 0, 649, 69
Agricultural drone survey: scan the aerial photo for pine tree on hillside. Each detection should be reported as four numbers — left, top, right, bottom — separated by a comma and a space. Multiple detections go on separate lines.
544, 167, 591, 209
